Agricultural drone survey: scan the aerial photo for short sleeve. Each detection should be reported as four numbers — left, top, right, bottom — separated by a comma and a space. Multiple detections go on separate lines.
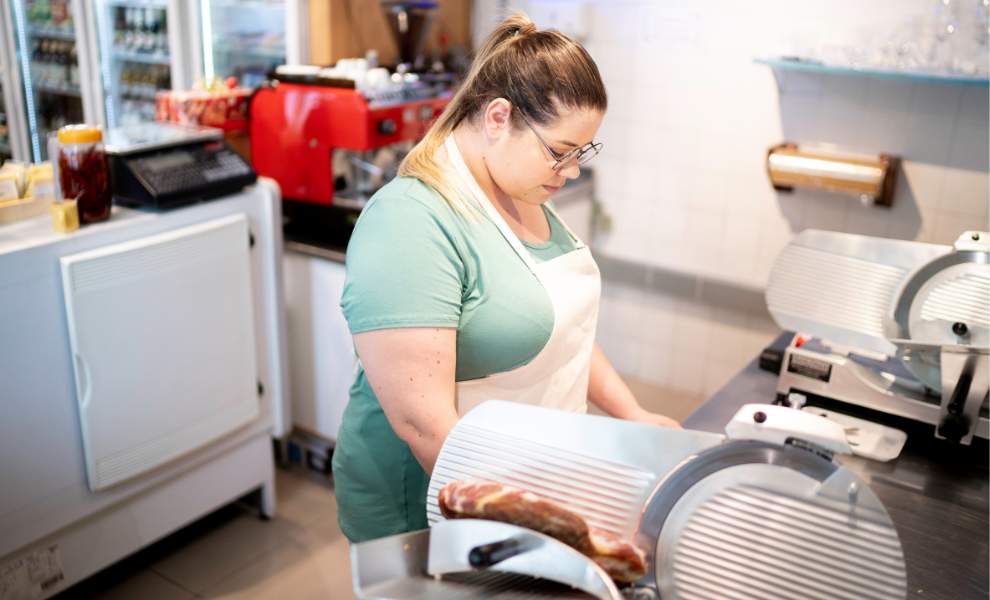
340, 182, 465, 334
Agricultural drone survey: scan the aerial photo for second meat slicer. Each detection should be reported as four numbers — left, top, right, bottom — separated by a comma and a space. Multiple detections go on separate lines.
766, 229, 989, 444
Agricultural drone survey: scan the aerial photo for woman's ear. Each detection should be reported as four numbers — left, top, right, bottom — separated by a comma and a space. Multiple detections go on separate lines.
482, 98, 513, 141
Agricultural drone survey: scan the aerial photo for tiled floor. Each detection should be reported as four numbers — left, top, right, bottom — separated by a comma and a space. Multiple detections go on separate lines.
61, 467, 355, 600
59, 377, 704, 599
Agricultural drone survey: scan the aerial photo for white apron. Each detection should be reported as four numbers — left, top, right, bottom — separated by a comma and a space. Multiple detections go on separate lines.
444, 135, 601, 416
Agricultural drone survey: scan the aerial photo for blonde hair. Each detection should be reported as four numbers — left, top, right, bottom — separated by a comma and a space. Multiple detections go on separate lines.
398, 13, 608, 214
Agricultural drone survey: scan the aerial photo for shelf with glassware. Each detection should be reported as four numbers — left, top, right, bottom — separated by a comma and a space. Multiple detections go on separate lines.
758, 0, 989, 87
755, 56, 990, 86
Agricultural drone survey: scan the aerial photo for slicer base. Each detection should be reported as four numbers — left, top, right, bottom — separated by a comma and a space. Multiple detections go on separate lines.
351, 528, 658, 600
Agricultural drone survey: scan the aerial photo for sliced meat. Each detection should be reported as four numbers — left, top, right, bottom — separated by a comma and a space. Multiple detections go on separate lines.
437, 479, 646, 584
438, 479, 590, 552
587, 527, 647, 584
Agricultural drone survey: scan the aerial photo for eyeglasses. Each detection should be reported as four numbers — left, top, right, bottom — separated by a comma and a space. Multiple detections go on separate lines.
519, 113, 603, 171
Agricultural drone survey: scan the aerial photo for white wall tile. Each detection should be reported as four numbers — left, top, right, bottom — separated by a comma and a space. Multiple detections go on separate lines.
956, 87, 990, 130
803, 192, 850, 232
949, 121, 990, 173
941, 167, 990, 218
901, 160, 947, 209
597, 328, 644, 378
904, 84, 963, 164
476, 0, 988, 394
934, 211, 988, 244
598, 283, 648, 338
635, 331, 673, 387
843, 201, 893, 237
707, 308, 754, 362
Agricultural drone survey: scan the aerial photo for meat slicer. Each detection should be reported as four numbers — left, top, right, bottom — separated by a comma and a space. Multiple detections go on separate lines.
350, 400, 907, 599
766, 230, 989, 445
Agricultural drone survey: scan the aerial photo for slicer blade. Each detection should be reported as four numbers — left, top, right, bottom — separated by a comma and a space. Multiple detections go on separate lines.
765, 230, 949, 356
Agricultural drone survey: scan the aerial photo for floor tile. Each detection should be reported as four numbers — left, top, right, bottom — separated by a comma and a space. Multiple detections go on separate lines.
148, 511, 297, 594
85, 569, 196, 600
202, 529, 354, 600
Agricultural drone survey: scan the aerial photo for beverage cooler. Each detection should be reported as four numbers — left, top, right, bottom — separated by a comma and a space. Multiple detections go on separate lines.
0, 7, 22, 161
1, 0, 99, 160
0, 92, 11, 161
0, 0, 306, 162
94, 0, 174, 127
201, 0, 297, 89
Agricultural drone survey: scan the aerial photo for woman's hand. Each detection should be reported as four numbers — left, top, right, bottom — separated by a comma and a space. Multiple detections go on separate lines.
625, 408, 682, 429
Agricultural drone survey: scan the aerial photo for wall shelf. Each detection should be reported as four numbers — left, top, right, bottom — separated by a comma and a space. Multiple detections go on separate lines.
755, 56, 989, 87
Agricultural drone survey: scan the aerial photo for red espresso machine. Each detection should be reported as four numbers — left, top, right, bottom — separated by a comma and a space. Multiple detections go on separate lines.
249, 2, 452, 246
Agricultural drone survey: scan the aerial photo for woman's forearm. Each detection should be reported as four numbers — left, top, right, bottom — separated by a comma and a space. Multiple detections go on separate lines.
587, 342, 645, 419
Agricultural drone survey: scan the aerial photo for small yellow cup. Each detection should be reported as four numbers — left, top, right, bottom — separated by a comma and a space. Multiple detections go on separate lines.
50, 200, 80, 233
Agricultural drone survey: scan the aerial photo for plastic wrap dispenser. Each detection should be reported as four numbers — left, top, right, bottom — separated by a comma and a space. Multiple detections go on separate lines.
766, 143, 899, 207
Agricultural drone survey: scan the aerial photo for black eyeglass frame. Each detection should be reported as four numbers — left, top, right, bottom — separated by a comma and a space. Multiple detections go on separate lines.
518, 112, 603, 171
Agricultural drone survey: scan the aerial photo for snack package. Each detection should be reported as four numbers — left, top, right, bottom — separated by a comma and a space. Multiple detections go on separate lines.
0, 172, 20, 201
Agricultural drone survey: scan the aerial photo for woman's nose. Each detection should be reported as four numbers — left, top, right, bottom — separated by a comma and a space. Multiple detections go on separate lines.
558, 161, 581, 179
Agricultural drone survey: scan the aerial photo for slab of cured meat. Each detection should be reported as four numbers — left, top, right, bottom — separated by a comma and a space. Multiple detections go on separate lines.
437, 479, 647, 584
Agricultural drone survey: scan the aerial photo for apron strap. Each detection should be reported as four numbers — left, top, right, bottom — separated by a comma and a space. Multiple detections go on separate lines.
444, 135, 587, 274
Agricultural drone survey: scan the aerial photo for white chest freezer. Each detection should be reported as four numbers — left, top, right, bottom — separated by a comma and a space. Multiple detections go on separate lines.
0, 178, 289, 598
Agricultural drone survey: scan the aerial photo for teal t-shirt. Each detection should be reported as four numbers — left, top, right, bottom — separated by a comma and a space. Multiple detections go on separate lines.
332, 176, 582, 543
340, 176, 578, 381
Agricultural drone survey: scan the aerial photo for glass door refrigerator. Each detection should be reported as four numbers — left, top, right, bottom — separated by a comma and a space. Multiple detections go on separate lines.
5, 0, 101, 160
0, 1, 28, 161
200, 0, 307, 89
89, 0, 198, 129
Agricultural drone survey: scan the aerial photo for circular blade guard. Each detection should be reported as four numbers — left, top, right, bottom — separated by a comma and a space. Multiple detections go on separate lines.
642, 443, 907, 600
888, 250, 990, 391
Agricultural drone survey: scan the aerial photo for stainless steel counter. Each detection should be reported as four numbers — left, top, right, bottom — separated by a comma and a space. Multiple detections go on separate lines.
285, 239, 346, 263
685, 334, 989, 600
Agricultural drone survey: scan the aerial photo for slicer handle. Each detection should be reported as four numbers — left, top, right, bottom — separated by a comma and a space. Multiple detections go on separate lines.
947, 369, 973, 416
938, 370, 974, 442
468, 536, 531, 568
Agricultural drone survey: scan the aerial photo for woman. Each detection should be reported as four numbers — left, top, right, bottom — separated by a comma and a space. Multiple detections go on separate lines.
331, 14, 680, 544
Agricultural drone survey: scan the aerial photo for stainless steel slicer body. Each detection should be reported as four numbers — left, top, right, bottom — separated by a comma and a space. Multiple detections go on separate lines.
351, 400, 907, 599
767, 230, 990, 444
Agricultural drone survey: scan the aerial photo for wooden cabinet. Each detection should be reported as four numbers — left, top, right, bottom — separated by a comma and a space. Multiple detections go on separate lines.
308, 0, 471, 66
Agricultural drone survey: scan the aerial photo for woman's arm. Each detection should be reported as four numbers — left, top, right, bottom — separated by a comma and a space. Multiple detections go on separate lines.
587, 342, 681, 428
353, 327, 460, 474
